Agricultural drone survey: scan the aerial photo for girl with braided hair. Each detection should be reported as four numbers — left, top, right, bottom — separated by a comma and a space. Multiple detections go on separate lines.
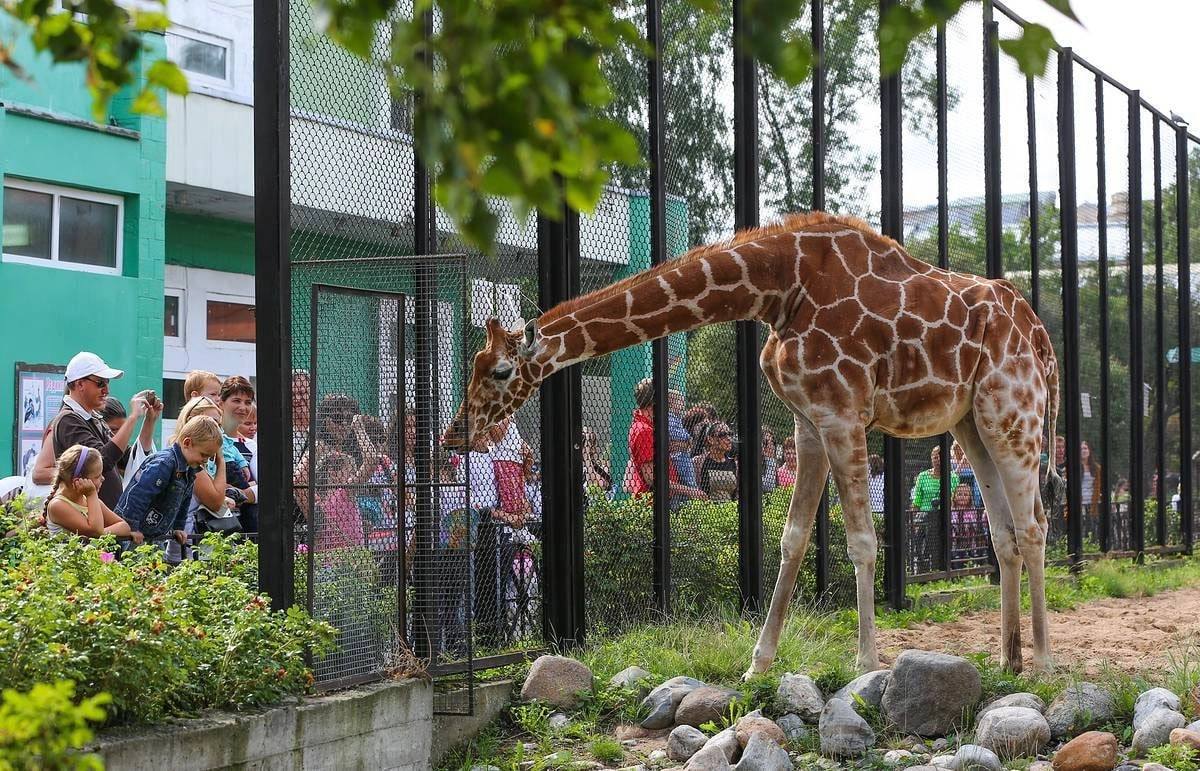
44, 444, 138, 541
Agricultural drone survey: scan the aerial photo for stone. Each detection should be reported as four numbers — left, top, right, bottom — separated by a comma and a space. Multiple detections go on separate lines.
1133, 688, 1181, 732
521, 655, 594, 709
471, 766, 501, 771
1142, 765, 1173, 771
883, 749, 915, 765
617, 766, 649, 771
1112, 765, 1140, 771
734, 716, 786, 748
1044, 683, 1118, 739
1188, 719, 1200, 733
1174, 727, 1200, 751
947, 744, 1003, 771
676, 687, 742, 728
1050, 730, 1119, 771
648, 749, 668, 762
832, 670, 891, 710
777, 673, 825, 721
1131, 708, 1187, 754
931, 738, 950, 752
1029, 763, 1054, 771
908, 768, 947, 771
731, 732, 791, 771
704, 728, 741, 762
621, 740, 638, 748
611, 666, 654, 697
881, 650, 982, 736
978, 692, 1048, 720
776, 713, 809, 743
818, 697, 875, 758
684, 746, 732, 771
668, 725, 709, 762
549, 712, 571, 730
642, 677, 707, 730
975, 706, 1051, 760
930, 755, 957, 767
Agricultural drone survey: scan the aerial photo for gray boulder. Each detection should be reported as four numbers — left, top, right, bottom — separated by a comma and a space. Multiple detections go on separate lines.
832, 670, 891, 711
1044, 682, 1117, 739
642, 676, 707, 729
818, 697, 875, 758
521, 655, 594, 709
676, 686, 742, 728
702, 727, 741, 763
732, 732, 792, 771
685, 745, 733, 771
882, 749, 914, 765
1131, 707, 1187, 755
929, 755, 956, 767
1189, 719, 1200, 733
668, 725, 709, 762
881, 650, 981, 736
777, 673, 825, 721
776, 713, 809, 743
977, 692, 1047, 720
974, 706, 1050, 760
1133, 688, 1181, 732
946, 744, 1002, 771
610, 666, 653, 698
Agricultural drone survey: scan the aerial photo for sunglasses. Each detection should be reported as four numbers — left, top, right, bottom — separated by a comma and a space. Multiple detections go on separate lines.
712, 431, 731, 438
85, 376, 110, 388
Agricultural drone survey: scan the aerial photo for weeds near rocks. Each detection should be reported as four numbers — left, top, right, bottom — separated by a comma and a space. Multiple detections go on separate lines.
1148, 743, 1199, 771
587, 736, 623, 763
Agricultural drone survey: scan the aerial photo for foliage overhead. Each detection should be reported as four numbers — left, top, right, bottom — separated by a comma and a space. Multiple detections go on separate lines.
1, 0, 1078, 252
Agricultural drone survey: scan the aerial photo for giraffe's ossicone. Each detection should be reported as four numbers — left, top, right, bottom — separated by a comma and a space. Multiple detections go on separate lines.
443, 212, 1059, 675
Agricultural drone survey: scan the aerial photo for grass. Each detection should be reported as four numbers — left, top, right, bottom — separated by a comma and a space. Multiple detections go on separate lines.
440, 555, 1200, 769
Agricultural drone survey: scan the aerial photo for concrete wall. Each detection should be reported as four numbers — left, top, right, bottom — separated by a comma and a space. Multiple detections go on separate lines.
432, 680, 515, 766
94, 678, 432, 771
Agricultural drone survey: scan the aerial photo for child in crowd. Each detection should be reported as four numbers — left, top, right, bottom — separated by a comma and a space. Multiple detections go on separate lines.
116, 416, 224, 545
173, 397, 233, 533
44, 445, 137, 541
315, 449, 376, 551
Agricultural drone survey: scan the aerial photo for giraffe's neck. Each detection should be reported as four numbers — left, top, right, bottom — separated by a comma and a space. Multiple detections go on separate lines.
529, 238, 791, 376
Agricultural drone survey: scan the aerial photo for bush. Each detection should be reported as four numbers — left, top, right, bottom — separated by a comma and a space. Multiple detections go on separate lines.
0, 498, 335, 726
0, 680, 108, 770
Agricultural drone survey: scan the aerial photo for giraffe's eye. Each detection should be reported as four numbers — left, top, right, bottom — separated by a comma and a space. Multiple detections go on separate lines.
491, 364, 514, 381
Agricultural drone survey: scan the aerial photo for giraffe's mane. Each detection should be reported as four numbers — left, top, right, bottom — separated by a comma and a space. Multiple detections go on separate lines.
539, 211, 896, 325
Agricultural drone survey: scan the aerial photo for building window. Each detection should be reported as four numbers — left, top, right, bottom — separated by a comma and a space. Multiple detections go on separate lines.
207, 299, 255, 344
167, 29, 231, 87
2, 179, 123, 274
164, 294, 181, 339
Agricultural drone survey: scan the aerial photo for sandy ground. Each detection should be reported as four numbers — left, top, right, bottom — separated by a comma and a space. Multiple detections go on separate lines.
876, 585, 1200, 676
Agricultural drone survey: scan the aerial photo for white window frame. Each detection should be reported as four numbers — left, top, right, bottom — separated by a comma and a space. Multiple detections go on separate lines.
167, 26, 233, 90
164, 287, 185, 346
204, 291, 256, 351
2, 178, 124, 276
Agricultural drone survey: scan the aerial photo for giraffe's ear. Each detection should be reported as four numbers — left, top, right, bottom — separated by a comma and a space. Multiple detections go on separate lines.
517, 319, 541, 359
484, 319, 507, 350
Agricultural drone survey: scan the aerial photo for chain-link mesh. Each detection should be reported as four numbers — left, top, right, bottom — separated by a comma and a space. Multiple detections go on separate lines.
1191, 137, 1200, 546
1140, 108, 1163, 550
1160, 127, 1183, 547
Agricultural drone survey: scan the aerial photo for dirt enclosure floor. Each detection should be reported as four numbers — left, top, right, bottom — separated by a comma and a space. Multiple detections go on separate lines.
876, 585, 1200, 676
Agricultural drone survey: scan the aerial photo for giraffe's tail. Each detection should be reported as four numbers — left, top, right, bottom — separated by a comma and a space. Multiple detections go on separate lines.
1039, 325, 1062, 505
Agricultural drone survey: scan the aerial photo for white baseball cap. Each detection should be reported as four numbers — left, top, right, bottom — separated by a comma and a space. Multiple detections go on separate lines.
65, 351, 124, 383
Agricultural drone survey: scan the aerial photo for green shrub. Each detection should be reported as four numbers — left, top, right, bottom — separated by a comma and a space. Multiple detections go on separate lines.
0, 680, 108, 770
0, 498, 335, 725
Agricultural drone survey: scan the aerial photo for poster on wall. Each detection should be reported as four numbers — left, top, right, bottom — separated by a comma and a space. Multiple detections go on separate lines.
13, 363, 66, 476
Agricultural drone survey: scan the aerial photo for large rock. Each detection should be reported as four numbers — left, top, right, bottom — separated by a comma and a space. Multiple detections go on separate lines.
1133, 688, 1181, 732
521, 655, 594, 709
818, 697, 875, 758
668, 725, 709, 762
881, 650, 981, 736
1131, 708, 1187, 754
676, 687, 742, 728
685, 745, 732, 771
1044, 683, 1117, 739
642, 676, 707, 730
978, 692, 1047, 720
975, 706, 1050, 760
611, 666, 653, 698
777, 673, 825, 721
734, 716, 786, 748
947, 744, 1003, 771
776, 713, 809, 743
832, 670, 891, 710
732, 732, 791, 771
1188, 719, 1200, 733
702, 727, 741, 763
1051, 731, 1119, 771
1172, 728, 1200, 751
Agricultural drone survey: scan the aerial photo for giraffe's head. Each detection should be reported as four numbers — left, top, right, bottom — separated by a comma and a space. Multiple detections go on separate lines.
441, 317, 544, 451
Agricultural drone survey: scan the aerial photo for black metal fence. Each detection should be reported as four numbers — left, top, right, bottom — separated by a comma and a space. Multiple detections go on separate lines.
255, 0, 1200, 687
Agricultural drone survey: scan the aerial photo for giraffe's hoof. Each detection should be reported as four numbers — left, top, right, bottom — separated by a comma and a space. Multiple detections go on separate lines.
1001, 657, 1024, 675
856, 656, 882, 674
742, 664, 767, 682
1032, 655, 1056, 675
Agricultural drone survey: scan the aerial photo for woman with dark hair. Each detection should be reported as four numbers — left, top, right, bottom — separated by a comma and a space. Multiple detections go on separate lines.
1080, 440, 1102, 515
318, 393, 364, 462
693, 421, 738, 502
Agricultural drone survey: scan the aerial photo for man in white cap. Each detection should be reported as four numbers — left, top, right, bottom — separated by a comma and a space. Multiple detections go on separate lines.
52, 352, 163, 509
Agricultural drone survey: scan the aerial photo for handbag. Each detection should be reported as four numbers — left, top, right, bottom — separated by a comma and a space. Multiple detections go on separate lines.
196, 505, 243, 534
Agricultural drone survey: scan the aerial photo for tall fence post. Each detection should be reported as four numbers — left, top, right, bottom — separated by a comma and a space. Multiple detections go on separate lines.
935, 23, 954, 580
1058, 49, 1084, 569
646, 0, 672, 615
733, 0, 763, 613
1027, 75, 1041, 314
1128, 90, 1146, 563
1178, 124, 1194, 554
811, 0, 830, 598
539, 203, 586, 647
253, 0, 294, 611
880, 0, 907, 610
1152, 118, 1168, 548
983, 11, 1002, 281
1095, 74, 1112, 554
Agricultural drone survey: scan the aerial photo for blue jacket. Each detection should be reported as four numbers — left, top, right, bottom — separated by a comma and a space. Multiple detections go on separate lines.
115, 444, 199, 538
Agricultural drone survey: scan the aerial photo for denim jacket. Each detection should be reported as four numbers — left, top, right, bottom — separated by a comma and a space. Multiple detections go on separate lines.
115, 444, 199, 538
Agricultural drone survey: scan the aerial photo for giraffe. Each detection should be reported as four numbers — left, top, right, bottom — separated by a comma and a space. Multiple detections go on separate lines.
442, 212, 1060, 676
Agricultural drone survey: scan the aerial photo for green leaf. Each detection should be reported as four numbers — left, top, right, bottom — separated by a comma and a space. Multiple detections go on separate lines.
131, 10, 171, 32
1038, 0, 1080, 23
147, 59, 189, 95
878, 3, 927, 75
998, 24, 1057, 79
131, 87, 164, 116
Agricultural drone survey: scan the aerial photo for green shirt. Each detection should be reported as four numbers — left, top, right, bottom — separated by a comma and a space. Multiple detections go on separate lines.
909, 470, 958, 512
